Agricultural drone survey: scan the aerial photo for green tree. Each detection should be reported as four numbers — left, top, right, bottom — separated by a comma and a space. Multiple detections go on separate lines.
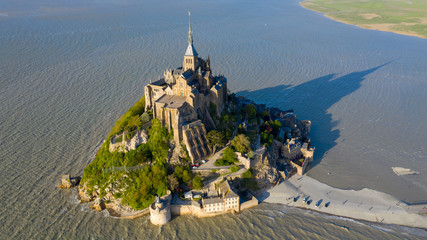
215, 147, 238, 166
230, 166, 239, 173
109, 96, 145, 137
125, 115, 142, 132
225, 129, 233, 141
140, 112, 151, 124
148, 119, 172, 164
270, 120, 282, 137
261, 131, 274, 147
222, 147, 237, 163
173, 165, 192, 184
206, 130, 226, 153
247, 151, 255, 159
231, 134, 251, 153
180, 144, 191, 163
244, 104, 257, 119
168, 174, 179, 192
237, 124, 245, 134
209, 102, 217, 118
260, 111, 270, 121
182, 170, 192, 183
124, 143, 151, 166
121, 164, 168, 210
192, 174, 203, 190
242, 168, 253, 178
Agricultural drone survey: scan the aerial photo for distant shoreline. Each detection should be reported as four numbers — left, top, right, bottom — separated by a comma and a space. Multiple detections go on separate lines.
325, 14, 426, 40
299, 0, 427, 39
265, 175, 427, 229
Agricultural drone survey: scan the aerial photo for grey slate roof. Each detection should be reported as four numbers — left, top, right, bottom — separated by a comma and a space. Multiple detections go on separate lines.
185, 43, 198, 56
225, 190, 239, 199
203, 197, 222, 205
150, 79, 166, 86
155, 95, 187, 109
174, 68, 183, 76
181, 69, 193, 80
219, 180, 240, 199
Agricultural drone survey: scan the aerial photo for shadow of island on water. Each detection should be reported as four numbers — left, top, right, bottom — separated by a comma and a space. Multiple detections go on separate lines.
236, 63, 389, 171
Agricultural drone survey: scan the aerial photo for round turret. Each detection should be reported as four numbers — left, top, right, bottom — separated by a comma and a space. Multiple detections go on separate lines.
149, 192, 172, 225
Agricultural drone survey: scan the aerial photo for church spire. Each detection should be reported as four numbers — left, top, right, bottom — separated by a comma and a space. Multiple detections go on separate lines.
184, 11, 198, 57
183, 11, 198, 71
188, 11, 193, 45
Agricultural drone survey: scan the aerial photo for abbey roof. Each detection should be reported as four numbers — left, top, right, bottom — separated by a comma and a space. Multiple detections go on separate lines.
155, 95, 187, 109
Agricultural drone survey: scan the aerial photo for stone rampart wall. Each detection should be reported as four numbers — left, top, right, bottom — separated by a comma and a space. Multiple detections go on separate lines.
236, 152, 250, 169
290, 161, 304, 175
109, 129, 148, 153
240, 197, 259, 211
171, 204, 202, 216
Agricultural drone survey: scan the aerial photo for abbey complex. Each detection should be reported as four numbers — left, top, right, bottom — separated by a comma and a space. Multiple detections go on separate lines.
74, 13, 314, 226
144, 14, 226, 162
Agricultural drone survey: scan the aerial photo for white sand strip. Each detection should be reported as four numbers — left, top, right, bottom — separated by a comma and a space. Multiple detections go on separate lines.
264, 175, 427, 229
392, 167, 420, 176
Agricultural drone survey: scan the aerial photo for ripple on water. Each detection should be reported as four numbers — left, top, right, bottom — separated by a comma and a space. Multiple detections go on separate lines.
0, 0, 426, 239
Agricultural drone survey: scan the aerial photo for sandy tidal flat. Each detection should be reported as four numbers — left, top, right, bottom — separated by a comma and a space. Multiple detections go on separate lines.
300, 0, 427, 39
265, 175, 427, 229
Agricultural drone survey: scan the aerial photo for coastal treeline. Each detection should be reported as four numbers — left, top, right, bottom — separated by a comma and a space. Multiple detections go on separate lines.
108, 96, 147, 138
80, 98, 201, 210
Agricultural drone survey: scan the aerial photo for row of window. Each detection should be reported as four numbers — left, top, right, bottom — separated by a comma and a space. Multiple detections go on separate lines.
206, 206, 223, 212
225, 198, 238, 202
205, 204, 238, 212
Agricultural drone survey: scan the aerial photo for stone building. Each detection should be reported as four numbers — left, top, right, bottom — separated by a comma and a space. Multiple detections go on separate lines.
282, 139, 314, 175
202, 180, 240, 213
144, 12, 227, 162
218, 180, 240, 212
202, 197, 224, 213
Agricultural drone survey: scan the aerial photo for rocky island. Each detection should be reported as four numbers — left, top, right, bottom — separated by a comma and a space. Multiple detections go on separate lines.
75, 12, 314, 225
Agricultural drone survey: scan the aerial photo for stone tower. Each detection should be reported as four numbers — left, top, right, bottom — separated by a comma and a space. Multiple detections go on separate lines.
183, 11, 198, 71
149, 192, 172, 225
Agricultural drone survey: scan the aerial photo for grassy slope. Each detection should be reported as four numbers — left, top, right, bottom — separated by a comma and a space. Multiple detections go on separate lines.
301, 0, 427, 39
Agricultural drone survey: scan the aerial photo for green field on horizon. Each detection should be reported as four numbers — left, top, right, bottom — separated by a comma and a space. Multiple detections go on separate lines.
301, 0, 427, 38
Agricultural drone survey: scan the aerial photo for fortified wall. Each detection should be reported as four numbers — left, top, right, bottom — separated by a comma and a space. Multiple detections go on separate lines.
109, 129, 148, 153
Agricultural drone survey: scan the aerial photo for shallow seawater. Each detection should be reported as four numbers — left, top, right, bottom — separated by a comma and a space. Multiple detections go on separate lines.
0, 0, 426, 238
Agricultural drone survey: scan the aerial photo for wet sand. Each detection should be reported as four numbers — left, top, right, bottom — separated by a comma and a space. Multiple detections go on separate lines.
265, 175, 427, 229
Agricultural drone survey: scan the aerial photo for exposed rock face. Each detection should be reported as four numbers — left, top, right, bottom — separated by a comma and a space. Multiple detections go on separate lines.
91, 198, 105, 211
58, 175, 80, 188
58, 175, 72, 188
78, 183, 95, 202
109, 129, 148, 153
252, 143, 281, 191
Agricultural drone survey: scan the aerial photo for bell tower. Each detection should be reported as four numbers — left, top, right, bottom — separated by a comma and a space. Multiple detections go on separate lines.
183, 11, 198, 72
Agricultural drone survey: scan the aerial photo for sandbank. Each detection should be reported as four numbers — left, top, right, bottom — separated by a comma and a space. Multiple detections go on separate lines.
300, 1, 427, 39
325, 14, 427, 39
264, 175, 427, 229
